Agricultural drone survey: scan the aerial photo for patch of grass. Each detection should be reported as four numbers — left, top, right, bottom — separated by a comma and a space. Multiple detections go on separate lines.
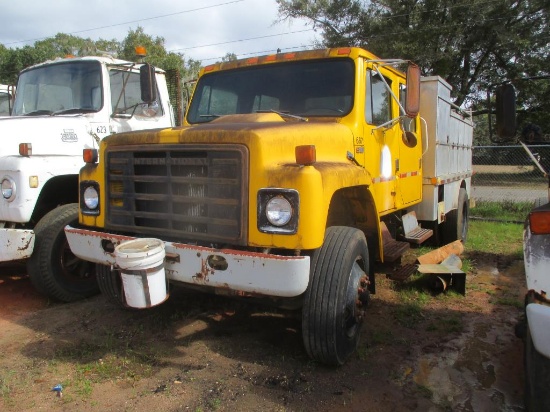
493, 297, 523, 309
370, 328, 394, 345
426, 314, 464, 334
393, 302, 424, 326
466, 220, 523, 256
471, 200, 533, 222
0, 370, 16, 398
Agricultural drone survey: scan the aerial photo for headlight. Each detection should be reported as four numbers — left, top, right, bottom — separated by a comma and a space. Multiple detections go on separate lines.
1, 177, 15, 201
257, 189, 299, 234
266, 196, 292, 227
80, 181, 100, 215
83, 186, 99, 209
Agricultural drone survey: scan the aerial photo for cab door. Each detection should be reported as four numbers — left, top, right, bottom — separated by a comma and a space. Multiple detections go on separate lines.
396, 82, 423, 207
363, 68, 400, 213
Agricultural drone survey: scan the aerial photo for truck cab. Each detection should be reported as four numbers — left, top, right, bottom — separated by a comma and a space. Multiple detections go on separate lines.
0, 52, 177, 302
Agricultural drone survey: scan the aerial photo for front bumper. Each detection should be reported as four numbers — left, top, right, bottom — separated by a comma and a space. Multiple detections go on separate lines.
0, 228, 35, 261
64, 225, 311, 298
527, 302, 550, 359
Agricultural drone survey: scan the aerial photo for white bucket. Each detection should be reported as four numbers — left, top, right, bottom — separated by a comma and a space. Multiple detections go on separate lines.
115, 238, 168, 309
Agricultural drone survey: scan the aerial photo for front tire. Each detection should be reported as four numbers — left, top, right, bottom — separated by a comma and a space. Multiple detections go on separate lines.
302, 226, 370, 366
27, 203, 98, 302
96, 264, 126, 308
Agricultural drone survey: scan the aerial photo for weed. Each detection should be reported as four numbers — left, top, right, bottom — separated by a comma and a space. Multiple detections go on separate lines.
494, 297, 523, 309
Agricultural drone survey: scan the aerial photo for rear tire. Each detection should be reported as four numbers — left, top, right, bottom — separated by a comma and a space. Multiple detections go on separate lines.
443, 187, 469, 244
27, 204, 98, 302
302, 226, 370, 366
525, 321, 550, 411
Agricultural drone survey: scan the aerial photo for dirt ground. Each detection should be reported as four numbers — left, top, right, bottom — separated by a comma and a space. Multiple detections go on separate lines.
0, 250, 526, 412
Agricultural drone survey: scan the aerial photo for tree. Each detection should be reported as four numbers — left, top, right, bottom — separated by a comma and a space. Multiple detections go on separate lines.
276, 0, 550, 127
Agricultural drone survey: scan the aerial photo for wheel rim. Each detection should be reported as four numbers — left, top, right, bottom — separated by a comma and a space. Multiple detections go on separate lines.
343, 258, 369, 338
59, 237, 94, 285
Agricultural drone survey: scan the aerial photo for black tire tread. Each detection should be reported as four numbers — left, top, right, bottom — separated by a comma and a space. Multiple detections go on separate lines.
302, 226, 368, 365
27, 203, 98, 302
96, 264, 126, 308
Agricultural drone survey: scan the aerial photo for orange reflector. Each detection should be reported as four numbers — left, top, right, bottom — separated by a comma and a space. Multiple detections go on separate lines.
295, 145, 316, 166
83, 148, 98, 164
204, 65, 215, 72
529, 210, 550, 235
135, 46, 147, 57
265, 54, 277, 62
337, 47, 352, 55
283, 53, 296, 59
246, 57, 259, 64
19, 143, 32, 156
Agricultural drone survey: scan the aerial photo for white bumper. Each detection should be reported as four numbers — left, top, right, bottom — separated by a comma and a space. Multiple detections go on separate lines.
0, 228, 34, 261
64, 226, 311, 298
527, 303, 550, 359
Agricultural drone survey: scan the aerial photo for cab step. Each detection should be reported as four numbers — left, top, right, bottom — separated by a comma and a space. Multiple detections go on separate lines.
381, 222, 410, 262
386, 263, 418, 282
402, 211, 433, 244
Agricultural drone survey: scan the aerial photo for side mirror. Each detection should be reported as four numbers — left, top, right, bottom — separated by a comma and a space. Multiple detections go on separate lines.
495, 84, 516, 139
140, 63, 158, 104
405, 63, 421, 118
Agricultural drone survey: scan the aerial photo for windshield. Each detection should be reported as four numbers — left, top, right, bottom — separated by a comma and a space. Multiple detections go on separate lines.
187, 58, 355, 124
12, 61, 102, 116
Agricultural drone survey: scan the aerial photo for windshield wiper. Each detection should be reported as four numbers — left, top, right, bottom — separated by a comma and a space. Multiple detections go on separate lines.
23, 109, 53, 116
257, 109, 307, 122
52, 108, 97, 115
199, 114, 221, 119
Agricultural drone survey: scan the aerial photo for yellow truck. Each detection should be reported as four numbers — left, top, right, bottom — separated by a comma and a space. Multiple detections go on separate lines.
65, 47, 473, 365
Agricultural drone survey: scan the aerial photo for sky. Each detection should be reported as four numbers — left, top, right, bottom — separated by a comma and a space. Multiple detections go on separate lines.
0, 0, 320, 64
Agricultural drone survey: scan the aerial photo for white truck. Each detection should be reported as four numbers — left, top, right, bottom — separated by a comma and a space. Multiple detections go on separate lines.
0, 84, 15, 116
0, 52, 178, 302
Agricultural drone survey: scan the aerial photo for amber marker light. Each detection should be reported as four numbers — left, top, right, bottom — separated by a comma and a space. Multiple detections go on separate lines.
295, 145, 316, 166
529, 210, 550, 235
135, 46, 147, 57
19, 143, 32, 156
83, 148, 98, 164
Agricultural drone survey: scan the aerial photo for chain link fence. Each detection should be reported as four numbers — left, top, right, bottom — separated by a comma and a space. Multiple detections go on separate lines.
471, 144, 549, 220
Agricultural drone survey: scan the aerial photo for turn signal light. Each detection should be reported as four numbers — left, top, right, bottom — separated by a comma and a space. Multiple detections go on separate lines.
19, 143, 32, 156
529, 210, 550, 235
295, 145, 316, 166
83, 148, 98, 164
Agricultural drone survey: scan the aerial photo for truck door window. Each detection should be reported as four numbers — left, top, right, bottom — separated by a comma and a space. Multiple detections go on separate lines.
110, 69, 163, 117
0, 92, 12, 116
365, 70, 392, 126
399, 83, 416, 132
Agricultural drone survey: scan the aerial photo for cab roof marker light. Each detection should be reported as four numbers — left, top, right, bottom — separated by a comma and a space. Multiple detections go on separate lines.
337, 47, 352, 55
